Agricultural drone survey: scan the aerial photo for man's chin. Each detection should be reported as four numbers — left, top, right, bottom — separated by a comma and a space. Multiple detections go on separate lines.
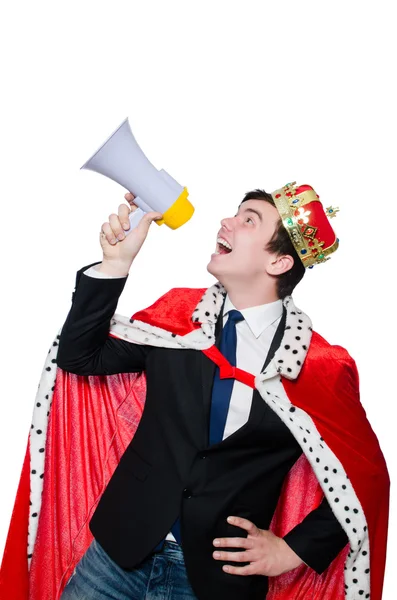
207, 253, 230, 278
207, 253, 221, 273
207, 262, 224, 287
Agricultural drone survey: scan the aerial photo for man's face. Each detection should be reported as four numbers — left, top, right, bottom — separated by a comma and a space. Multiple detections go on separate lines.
206, 199, 281, 286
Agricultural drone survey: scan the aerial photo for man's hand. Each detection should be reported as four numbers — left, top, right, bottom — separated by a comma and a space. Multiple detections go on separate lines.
99, 192, 163, 268
212, 516, 304, 576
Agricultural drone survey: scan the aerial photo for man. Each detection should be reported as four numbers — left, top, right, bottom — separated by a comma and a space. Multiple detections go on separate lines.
0, 183, 389, 600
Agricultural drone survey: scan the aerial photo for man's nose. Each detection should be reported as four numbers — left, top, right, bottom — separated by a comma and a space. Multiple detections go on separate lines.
220, 216, 235, 229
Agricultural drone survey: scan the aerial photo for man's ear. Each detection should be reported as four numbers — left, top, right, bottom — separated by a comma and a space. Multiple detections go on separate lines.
266, 254, 294, 276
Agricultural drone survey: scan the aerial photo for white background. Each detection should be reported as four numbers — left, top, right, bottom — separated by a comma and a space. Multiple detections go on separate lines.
0, 1, 395, 596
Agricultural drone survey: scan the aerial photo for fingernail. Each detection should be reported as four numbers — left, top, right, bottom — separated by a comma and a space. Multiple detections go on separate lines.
213, 540, 220, 546
110, 238, 117, 244
117, 233, 125, 241
123, 223, 129, 230
213, 552, 220, 558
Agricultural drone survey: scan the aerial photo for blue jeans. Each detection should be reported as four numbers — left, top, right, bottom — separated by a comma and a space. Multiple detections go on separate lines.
60, 539, 198, 600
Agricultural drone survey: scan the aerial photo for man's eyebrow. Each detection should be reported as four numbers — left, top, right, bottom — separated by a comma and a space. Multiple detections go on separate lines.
235, 207, 263, 222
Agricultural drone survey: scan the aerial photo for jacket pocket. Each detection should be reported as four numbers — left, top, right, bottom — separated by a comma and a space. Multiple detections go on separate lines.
123, 448, 152, 482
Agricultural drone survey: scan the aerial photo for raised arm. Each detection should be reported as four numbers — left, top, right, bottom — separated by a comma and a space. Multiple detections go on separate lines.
57, 193, 163, 376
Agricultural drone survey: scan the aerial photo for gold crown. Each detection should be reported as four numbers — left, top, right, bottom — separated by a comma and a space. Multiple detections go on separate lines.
271, 182, 340, 268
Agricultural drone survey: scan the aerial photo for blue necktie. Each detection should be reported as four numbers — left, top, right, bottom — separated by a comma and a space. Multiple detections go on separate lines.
155, 309, 244, 549
209, 309, 244, 445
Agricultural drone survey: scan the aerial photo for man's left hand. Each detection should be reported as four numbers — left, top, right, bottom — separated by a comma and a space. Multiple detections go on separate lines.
212, 516, 304, 576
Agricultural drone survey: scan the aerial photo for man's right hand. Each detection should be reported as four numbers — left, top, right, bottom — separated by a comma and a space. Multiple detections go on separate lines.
99, 192, 163, 272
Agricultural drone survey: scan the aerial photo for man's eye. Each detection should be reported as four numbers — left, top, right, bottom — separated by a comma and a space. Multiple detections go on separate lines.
246, 217, 254, 224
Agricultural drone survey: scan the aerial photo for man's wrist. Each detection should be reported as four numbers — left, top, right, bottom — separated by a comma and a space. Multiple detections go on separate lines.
278, 538, 305, 573
95, 260, 131, 277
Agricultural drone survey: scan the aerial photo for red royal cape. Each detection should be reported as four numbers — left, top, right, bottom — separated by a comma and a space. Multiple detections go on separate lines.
0, 287, 390, 600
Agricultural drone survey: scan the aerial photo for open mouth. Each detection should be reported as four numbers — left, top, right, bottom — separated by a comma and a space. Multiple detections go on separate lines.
216, 237, 233, 255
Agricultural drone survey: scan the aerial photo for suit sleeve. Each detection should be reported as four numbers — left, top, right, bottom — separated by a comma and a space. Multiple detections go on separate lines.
282, 495, 349, 574
57, 261, 151, 376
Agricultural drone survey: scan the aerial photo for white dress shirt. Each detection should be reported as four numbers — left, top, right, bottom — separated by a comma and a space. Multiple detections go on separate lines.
83, 264, 283, 541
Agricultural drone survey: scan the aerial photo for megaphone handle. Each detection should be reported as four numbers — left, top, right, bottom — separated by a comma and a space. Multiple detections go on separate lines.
125, 206, 146, 233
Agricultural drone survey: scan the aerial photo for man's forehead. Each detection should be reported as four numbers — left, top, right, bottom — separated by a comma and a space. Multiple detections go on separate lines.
238, 198, 266, 210
237, 199, 267, 217
235, 199, 281, 227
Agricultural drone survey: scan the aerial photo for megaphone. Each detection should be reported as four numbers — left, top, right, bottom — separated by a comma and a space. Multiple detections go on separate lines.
81, 117, 194, 233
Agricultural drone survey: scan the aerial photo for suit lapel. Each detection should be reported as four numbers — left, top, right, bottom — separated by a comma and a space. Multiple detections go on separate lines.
261, 306, 287, 373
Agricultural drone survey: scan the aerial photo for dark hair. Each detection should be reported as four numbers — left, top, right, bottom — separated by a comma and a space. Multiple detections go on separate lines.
239, 188, 305, 298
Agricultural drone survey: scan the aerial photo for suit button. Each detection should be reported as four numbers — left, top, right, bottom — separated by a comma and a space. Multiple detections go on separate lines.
200, 454, 207, 459
183, 488, 193, 499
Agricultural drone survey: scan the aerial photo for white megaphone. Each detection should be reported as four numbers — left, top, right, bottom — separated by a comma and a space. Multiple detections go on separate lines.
80, 117, 194, 233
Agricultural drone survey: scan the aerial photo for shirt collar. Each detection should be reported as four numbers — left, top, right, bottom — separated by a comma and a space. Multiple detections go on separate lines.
223, 294, 283, 339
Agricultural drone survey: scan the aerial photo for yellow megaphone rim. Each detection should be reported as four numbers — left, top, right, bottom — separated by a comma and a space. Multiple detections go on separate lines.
155, 188, 194, 229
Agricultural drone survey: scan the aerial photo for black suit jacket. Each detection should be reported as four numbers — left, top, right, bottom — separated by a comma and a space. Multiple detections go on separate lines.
56, 262, 349, 600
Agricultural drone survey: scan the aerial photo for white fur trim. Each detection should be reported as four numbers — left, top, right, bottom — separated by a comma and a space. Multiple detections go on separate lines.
109, 284, 313, 382
27, 328, 61, 565
256, 375, 370, 599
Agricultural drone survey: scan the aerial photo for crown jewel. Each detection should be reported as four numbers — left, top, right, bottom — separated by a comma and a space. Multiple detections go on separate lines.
325, 206, 340, 218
